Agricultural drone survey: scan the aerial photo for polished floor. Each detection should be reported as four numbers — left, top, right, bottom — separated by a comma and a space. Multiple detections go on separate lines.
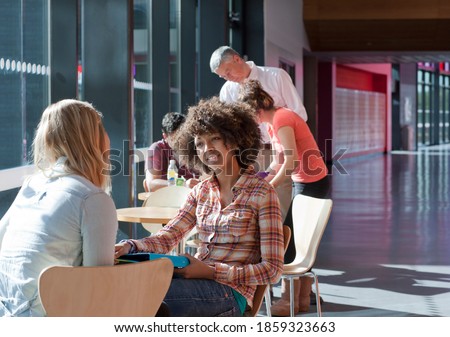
266, 146, 450, 317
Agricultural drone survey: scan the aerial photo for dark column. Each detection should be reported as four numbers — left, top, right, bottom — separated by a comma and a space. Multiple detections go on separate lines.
50, 0, 77, 102
391, 64, 401, 150
150, 0, 170, 136
179, 0, 197, 111
229, 0, 243, 55
242, 0, 264, 64
317, 62, 334, 163
82, 0, 133, 209
304, 55, 318, 138
197, 0, 228, 99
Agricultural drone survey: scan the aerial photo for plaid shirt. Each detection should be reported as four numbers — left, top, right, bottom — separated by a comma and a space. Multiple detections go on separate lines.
128, 170, 284, 308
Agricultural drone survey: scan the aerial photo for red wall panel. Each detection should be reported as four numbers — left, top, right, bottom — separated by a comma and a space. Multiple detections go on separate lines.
337, 65, 386, 93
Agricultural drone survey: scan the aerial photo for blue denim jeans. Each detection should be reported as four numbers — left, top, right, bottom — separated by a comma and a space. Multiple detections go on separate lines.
163, 277, 242, 317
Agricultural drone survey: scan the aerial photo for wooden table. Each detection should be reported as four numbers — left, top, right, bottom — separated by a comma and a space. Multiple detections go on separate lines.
117, 206, 183, 252
116, 206, 178, 224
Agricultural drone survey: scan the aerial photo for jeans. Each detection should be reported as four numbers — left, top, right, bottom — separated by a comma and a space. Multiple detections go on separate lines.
283, 175, 331, 263
163, 277, 242, 317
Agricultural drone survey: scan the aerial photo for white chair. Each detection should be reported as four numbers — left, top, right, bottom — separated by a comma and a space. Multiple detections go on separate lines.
276, 194, 333, 317
141, 185, 191, 233
141, 185, 191, 253
38, 259, 173, 317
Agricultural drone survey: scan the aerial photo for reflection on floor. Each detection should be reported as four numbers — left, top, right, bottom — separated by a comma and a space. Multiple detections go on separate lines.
263, 148, 450, 317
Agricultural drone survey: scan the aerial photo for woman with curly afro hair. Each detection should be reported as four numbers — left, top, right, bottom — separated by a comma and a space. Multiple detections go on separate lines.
175, 96, 261, 175
115, 97, 284, 317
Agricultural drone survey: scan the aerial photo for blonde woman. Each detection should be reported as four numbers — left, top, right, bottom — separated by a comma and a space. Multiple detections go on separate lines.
0, 99, 118, 317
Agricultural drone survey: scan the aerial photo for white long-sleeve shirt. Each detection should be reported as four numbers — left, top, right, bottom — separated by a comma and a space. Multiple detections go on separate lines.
219, 61, 308, 121
0, 172, 118, 316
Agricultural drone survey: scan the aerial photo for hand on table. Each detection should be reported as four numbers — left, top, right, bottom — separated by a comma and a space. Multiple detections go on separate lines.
114, 242, 131, 263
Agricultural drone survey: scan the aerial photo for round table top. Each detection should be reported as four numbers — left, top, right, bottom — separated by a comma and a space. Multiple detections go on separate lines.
116, 206, 178, 223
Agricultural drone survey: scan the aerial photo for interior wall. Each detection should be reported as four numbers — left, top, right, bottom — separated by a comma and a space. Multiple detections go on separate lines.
264, 0, 306, 98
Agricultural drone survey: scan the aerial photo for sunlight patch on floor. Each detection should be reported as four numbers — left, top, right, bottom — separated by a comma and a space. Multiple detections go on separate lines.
318, 283, 450, 316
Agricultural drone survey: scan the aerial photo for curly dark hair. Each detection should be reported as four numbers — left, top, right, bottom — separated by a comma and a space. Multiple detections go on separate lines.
161, 112, 186, 134
238, 79, 275, 111
174, 97, 262, 174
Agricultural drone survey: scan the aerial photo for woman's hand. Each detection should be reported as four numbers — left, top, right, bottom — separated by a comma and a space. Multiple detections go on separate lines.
114, 242, 131, 263
173, 253, 215, 279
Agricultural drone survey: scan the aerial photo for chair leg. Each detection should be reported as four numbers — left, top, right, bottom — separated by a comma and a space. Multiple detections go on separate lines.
289, 277, 295, 317
264, 287, 272, 317
177, 239, 186, 255
313, 274, 322, 317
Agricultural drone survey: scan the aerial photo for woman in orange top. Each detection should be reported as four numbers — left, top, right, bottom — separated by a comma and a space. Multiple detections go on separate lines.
239, 80, 330, 316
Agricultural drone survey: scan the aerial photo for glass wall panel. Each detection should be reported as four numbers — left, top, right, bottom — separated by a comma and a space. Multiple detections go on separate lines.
133, 1, 182, 147
169, 0, 181, 113
0, 1, 49, 170
445, 76, 450, 143
0, 1, 50, 217
439, 72, 450, 144
439, 75, 444, 143
134, 0, 152, 149
417, 73, 423, 145
417, 68, 434, 146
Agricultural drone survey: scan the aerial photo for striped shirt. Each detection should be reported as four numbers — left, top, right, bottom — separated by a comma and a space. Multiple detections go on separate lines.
128, 170, 284, 308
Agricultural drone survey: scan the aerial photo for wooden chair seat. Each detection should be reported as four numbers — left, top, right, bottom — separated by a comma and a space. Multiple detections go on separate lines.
38, 258, 173, 317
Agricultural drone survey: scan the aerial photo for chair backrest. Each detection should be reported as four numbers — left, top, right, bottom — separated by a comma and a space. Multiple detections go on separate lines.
142, 185, 191, 208
141, 185, 191, 233
290, 194, 333, 270
247, 225, 291, 316
38, 259, 173, 317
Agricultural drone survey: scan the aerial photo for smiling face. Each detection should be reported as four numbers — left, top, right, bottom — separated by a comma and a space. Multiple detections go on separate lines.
215, 55, 250, 83
174, 97, 262, 176
194, 132, 235, 172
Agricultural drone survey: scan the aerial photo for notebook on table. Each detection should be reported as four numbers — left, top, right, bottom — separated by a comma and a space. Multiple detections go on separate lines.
117, 253, 189, 268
